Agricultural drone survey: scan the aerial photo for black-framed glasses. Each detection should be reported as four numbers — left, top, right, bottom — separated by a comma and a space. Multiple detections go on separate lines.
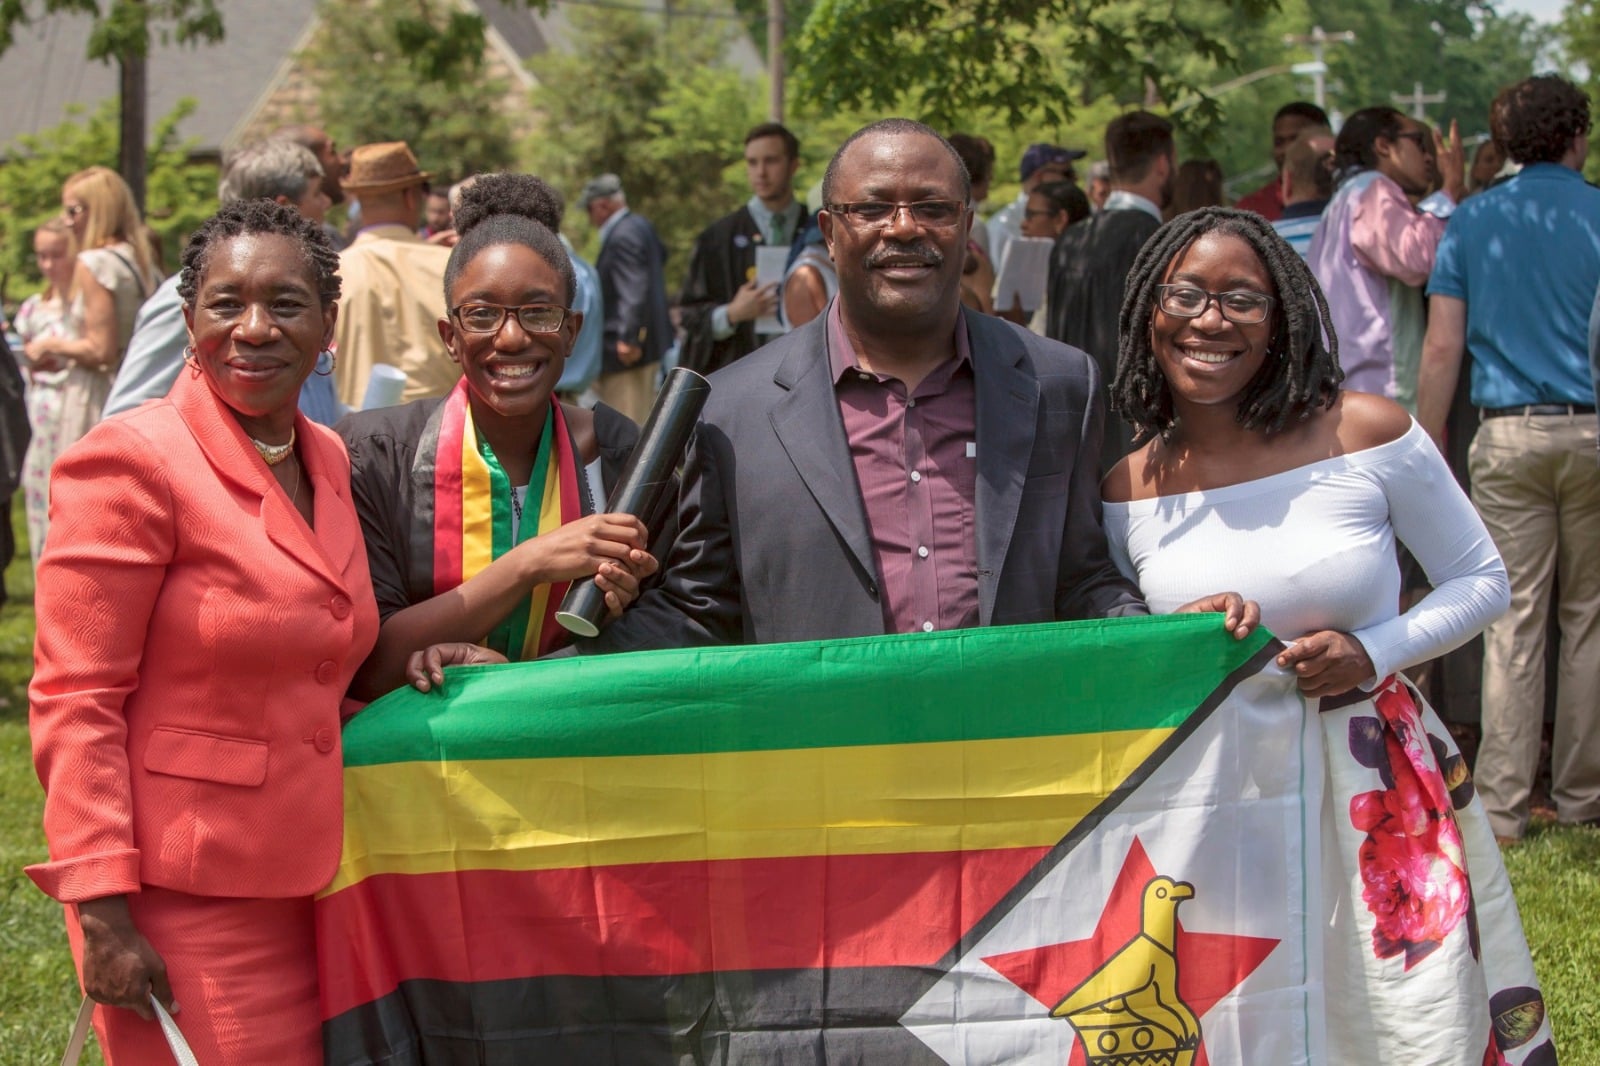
1156, 285, 1274, 325
450, 303, 571, 335
825, 200, 965, 228
1393, 130, 1428, 148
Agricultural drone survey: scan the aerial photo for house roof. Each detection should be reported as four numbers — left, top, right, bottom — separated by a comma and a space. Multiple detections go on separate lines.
0, 0, 321, 159
0, 0, 763, 161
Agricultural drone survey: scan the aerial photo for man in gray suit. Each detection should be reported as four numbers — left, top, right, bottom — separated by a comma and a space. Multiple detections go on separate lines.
583, 174, 672, 425
586, 119, 1252, 650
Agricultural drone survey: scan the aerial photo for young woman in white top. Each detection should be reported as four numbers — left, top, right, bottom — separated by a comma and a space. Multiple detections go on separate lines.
1101, 208, 1549, 1066
25, 166, 160, 395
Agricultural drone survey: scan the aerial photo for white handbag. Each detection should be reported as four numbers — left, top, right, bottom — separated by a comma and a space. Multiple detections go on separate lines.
60, 994, 200, 1066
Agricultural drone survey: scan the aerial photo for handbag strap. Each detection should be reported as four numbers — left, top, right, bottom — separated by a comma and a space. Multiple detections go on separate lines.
61, 994, 201, 1066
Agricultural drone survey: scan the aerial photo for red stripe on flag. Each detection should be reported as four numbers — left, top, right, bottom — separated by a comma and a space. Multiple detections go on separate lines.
431, 381, 469, 591
318, 846, 1050, 1021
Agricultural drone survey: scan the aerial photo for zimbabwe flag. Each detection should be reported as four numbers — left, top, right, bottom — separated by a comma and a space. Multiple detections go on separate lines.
318, 616, 1317, 1064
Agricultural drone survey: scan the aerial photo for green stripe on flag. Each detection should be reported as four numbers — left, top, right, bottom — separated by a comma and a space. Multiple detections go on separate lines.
343, 615, 1273, 766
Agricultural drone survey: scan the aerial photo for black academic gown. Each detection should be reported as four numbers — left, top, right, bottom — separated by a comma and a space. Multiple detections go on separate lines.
677, 205, 807, 376
1046, 208, 1162, 474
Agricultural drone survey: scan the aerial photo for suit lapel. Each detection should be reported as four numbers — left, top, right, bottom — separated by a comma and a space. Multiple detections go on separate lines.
769, 325, 877, 583
969, 314, 1039, 625
169, 372, 350, 592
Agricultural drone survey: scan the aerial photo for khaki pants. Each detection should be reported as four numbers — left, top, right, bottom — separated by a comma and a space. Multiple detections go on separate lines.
593, 362, 660, 426
1469, 412, 1600, 838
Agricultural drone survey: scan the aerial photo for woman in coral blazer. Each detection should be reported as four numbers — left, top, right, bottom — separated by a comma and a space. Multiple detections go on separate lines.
28, 200, 379, 1064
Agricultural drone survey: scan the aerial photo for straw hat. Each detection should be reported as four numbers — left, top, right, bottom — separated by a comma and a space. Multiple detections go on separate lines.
342, 141, 431, 196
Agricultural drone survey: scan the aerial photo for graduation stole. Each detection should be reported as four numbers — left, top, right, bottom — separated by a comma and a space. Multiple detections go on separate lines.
428, 379, 583, 660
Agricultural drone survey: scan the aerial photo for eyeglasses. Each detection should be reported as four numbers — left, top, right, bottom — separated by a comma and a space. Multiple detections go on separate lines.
450, 303, 571, 334
62, 204, 86, 219
1393, 130, 1428, 148
1023, 208, 1062, 219
1156, 285, 1275, 325
825, 200, 965, 229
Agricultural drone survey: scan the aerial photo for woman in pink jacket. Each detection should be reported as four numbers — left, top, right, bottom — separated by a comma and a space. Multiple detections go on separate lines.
28, 199, 379, 1063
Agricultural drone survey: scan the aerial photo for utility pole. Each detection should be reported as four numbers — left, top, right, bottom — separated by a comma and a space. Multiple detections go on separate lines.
767, 0, 784, 122
1282, 26, 1356, 112
1392, 81, 1447, 121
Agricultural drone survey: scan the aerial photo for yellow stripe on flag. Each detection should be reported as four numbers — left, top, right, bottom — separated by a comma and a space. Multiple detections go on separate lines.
327, 727, 1173, 893
459, 413, 495, 581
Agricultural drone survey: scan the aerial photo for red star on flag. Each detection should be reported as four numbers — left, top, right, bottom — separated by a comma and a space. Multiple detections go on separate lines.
982, 838, 1280, 1066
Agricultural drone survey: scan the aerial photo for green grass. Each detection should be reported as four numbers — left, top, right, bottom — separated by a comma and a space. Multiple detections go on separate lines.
0, 500, 1595, 1064
0, 501, 100, 1065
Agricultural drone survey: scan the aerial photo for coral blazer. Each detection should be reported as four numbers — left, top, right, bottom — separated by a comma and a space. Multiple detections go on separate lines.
27, 370, 379, 904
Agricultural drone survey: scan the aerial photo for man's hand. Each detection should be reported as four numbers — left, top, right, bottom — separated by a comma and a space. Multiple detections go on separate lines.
1276, 630, 1376, 698
616, 340, 644, 367
1173, 592, 1259, 639
726, 279, 779, 324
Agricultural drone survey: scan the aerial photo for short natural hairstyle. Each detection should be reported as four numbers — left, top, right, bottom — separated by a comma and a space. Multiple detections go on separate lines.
947, 133, 995, 188
178, 199, 341, 308
1331, 106, 1407, 177
444, 173, 575, 306
1033, 180, 1091, 227
1274, 101, 1331, 127
744, 121, 800, 161
1105, 111, 1175, 184
1111, 206, 1341, 442
820, 118, 972, 205
1491, 75, 1592, 165
218, 139, 324, 207
61, 165, 154, 278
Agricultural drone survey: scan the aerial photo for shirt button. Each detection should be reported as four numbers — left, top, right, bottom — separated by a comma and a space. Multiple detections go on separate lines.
910, 471, 922, 483
922, 621, 935, 633
313, 727, 335, 754
917, 545, 929, 558
907, 398, 917, 408
857, 370, 872, 381
330, 595, 351, 620
315, 660, 339, 685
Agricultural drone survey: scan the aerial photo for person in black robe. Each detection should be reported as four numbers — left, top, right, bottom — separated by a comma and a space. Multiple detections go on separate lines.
677, 123, 808, 375
0, 331, 29, 606
1047, 110, 1174, 474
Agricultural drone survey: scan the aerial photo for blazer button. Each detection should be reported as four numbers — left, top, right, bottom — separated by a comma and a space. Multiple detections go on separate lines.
315, 660, 339, 685
313, 727, 335, 754
330, 595, 352, 620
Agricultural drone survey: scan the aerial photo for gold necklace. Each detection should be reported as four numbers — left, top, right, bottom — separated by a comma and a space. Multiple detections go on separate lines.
252, 426, 296, 466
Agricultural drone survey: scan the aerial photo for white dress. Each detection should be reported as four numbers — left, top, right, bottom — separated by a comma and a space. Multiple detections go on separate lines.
1104, 421, 1551, 1066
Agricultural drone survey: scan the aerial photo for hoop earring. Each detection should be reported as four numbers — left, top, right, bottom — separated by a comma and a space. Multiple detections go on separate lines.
314, 349, 336, 376
183, 345, 202, 377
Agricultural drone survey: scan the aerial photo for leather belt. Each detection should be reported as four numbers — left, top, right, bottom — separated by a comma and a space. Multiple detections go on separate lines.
1479, 403, 1596, 419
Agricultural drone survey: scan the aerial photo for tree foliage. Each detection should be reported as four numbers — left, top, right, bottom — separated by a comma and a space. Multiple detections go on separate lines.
523, 1, 765, 268
0, 98, 215, 302
1560, 0, 1600, 179
0, 0, 223, 59
793, 0, 1277, 135
299, 0, 517, 184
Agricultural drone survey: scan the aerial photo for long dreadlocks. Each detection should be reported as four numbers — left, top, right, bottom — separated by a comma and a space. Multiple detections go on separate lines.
1110, 206, 1342, 443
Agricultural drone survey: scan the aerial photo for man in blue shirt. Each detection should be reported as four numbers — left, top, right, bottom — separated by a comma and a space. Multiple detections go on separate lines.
1419, 75, 1600, 842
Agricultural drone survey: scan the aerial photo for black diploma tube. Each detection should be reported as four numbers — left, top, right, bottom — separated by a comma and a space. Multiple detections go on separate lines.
556, 367, 712, 637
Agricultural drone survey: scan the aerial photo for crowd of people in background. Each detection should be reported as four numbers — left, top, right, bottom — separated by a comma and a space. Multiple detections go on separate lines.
2, 68, 1596, 1064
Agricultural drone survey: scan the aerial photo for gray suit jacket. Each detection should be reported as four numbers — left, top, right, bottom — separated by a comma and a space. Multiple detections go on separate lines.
585, 308, 1145, 651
